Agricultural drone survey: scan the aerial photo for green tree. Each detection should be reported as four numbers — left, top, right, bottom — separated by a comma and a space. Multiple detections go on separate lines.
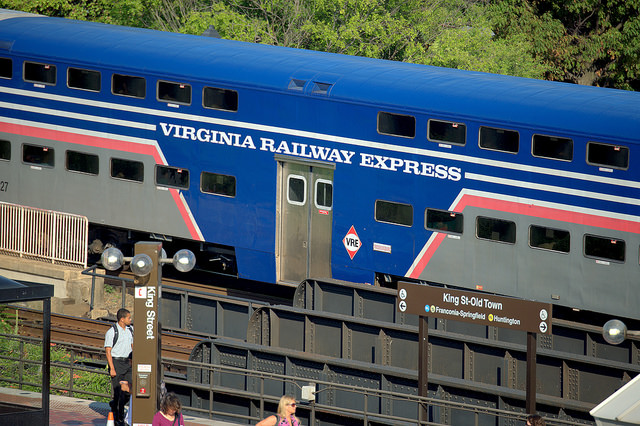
488, 0, 640, 89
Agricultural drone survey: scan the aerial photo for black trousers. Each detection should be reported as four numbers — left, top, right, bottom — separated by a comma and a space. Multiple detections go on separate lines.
110, 358, 132, 423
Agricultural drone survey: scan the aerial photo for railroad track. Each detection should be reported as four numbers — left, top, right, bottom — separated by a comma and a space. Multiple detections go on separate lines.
9, 307, 202, 364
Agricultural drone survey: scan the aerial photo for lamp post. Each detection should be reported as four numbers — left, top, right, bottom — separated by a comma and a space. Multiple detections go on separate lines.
602, 319, 640, 345
101, 243, 195, 425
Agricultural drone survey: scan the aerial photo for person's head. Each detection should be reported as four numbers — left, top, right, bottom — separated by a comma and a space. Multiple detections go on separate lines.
527, 414, 545, 426
117, 308, 131, 325
277, 395, 297, 418
160, 392, 181, 416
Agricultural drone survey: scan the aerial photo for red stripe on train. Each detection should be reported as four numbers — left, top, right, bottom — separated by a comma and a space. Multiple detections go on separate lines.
408, 194, 640, 279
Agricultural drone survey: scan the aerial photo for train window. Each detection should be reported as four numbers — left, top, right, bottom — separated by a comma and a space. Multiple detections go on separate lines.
315, 179, 333, 210
584, 234, 625, 262
427, 120, 466, 146
529, 225, 570, 253
201, 171, 236, 197
288, 78, 306, 91
158, 81, 191, 105
112, 74, 146, 98
23, 144, 54, 167
426, 209, 463, 234
375, 200, 413, 227
587, 142, 629, 170
111, 158, 144, 182
203, 87, 238, 112
378, 112, 416, 138
24, 61, 56, 85
532, 135, 573, 161
312, 82, 332, 95
287, 175, 306, 206
476, 217, 516, 244
0, 57, 11, 79
68, 68, 101, 92
0, 140, 10, 161
479, 126, 519, 153
156, 165, 189, 189
66, 150, 99, 175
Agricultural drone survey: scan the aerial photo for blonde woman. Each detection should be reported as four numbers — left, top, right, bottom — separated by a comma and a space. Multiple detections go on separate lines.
256, 395, 300, 426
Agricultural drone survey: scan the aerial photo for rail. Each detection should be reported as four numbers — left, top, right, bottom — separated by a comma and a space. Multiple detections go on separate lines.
0, 201, 88, 267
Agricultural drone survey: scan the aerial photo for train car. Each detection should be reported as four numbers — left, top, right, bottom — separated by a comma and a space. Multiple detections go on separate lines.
0, 10, 638, 320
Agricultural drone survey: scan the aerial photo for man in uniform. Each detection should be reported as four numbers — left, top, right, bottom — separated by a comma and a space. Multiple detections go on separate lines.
105, 308, 133, 426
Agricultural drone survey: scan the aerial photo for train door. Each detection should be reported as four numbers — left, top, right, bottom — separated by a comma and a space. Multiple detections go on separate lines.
276, 159, 334, 284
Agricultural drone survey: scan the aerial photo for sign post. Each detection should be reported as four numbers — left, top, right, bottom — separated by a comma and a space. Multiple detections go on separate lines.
132, 242, 162, 425
397, 282, 552, 419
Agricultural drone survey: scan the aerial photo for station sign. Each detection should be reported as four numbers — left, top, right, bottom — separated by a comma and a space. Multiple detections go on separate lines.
397, 281, 552, 335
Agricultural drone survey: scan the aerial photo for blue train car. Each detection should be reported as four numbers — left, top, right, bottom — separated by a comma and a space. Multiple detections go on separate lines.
0, 10, 638, 320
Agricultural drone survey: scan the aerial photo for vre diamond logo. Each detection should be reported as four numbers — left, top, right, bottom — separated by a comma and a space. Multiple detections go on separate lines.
343, 225, 361, 260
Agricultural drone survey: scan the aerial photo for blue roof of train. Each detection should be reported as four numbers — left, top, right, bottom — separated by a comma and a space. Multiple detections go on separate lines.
1, 10, 639, 141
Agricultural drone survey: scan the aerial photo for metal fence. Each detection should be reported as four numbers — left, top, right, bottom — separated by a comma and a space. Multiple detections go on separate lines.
0, 201, 88, 267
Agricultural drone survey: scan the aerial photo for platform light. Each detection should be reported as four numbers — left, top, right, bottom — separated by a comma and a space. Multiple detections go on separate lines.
100, 246, 195, 275
603, 319, 640, 345
101, 247, 124, 271
172, 249, 196, 272
130, 253, 153, 276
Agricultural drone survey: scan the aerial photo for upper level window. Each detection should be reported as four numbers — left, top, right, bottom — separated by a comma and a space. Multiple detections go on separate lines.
426, 209, 463, 234
479, 126, 519, 153
23, 144, 54, 167
203, 87, 238, 112
68, 67, 101, 92
532, 135, 573, 161
0, 140, 10, 161
112, 74, 145, 98
584, 234, 625, 263
156, 165, 189, 189
0, 57, 11, 79
476, 216, 516, 243
529, 225, 570, 253
378, 112, 415, 138
24, 61, 56, 85
66, 150, 99, 175
158, 81, 191, 105
428, 120, 466, 146
315, 179, 333, 210
111, 158, 144, 182
375, 200, 413, 226
587, 142, 629, 170
201, 171, 236, 197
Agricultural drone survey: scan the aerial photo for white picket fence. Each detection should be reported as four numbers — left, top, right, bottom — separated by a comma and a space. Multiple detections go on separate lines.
0, 202, 88, 267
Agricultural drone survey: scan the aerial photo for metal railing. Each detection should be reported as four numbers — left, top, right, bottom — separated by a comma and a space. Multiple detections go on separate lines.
0, 332, 588, 425
0, 202, 88, 267
0, 332, 110, 400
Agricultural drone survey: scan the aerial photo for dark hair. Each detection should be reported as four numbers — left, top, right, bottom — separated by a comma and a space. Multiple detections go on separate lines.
160, 392, 181, 415
527, 414, 545, 426
116, 308, 130, 321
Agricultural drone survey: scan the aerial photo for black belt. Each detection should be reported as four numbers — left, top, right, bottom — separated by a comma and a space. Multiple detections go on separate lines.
112, 357, 130, 361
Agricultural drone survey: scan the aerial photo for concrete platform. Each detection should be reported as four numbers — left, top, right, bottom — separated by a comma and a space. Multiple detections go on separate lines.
0, 387, 244, 426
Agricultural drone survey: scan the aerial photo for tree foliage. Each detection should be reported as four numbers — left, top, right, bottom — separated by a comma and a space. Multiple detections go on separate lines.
487, 0, 640, 89
1, 0, 638, 89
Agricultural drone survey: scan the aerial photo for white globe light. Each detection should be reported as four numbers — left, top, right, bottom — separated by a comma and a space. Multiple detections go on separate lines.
101, 247, 124, 271
173, 249, 195, 272
130, 253, 153, 276
603, 319, 627, 345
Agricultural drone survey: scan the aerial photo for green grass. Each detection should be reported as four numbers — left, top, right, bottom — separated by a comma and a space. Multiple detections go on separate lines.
0, 305, 111, 402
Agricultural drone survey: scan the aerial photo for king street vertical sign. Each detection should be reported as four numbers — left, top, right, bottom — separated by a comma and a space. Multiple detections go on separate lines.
397, 282, 552, 335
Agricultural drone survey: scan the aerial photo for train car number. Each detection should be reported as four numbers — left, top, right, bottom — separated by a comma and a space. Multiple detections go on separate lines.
0, 181, 8, 192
